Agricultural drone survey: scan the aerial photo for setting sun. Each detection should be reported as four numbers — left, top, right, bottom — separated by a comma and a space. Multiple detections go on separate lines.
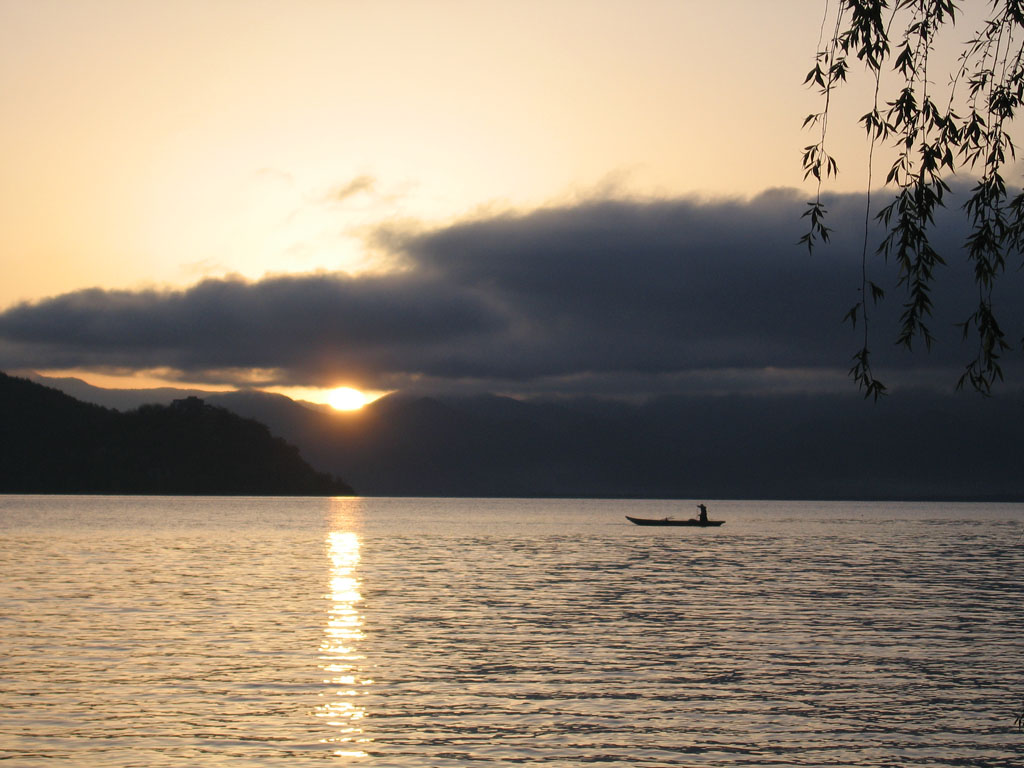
326, 387, 367, 411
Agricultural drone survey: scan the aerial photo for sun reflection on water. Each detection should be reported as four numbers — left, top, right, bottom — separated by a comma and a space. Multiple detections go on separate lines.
317, 527, 371, 758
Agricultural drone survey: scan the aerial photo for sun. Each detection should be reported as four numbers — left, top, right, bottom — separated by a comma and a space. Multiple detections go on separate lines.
326, 386, 367, 411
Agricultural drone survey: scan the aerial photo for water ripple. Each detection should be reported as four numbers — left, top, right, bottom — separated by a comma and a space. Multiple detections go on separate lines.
0, 496, 1021, 766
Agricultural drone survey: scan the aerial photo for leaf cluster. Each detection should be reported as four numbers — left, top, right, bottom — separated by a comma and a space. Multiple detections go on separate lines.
803, 0, 1024, 396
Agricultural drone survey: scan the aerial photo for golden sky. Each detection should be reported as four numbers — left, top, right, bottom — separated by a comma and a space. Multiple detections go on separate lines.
0, 0, 1005, 401
0, 0, 844, 308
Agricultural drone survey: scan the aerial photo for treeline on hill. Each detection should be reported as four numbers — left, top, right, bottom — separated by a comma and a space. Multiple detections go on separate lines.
0, 372, 353, 495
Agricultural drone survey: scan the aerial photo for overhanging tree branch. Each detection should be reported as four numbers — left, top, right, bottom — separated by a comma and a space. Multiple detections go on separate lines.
803, 0, 1023, 396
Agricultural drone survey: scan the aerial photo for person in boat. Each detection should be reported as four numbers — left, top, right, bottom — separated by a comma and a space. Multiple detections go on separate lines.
697, 503, 709, 523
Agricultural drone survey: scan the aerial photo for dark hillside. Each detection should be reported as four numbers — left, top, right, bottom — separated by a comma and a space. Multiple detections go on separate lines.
18, 373, 1024, 500
214, 388, 1024, 500
0, 372, 353, 495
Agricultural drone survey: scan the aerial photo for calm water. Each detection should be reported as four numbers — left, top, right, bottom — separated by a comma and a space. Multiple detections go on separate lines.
0, 496, 1021, 767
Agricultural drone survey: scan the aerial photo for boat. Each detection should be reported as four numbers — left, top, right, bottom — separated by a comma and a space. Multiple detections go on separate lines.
625, 516, 724, 527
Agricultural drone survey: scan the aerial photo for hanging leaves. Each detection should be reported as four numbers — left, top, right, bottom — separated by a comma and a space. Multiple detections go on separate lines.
803, 0, 1023, 396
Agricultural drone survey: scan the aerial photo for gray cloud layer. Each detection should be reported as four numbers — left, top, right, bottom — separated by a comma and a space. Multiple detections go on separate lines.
2, 188, 1021, 394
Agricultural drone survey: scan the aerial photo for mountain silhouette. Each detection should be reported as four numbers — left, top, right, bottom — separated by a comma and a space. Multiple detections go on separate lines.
12, 372, 1024, 500
0, 372, 353, 495
208, 389, 1024, 501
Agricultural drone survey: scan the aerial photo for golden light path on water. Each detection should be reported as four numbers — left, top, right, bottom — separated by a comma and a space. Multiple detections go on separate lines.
317, 526, 371, 759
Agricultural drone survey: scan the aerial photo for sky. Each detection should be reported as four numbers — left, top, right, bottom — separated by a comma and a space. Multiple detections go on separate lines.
0, 0, 1017, 404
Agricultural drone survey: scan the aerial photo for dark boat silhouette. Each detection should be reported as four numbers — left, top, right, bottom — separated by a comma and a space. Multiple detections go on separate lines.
625, 515, 724, 527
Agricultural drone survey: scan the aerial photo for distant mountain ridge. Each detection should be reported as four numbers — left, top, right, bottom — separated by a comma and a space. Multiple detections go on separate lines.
218, 388, 1024, 501
14, 372, 1024, 500
13, 371, 327, 412
0, 372, 352, 495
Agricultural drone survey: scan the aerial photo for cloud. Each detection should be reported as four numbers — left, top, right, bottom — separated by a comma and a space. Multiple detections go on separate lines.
1, 187, 1021, 394
0, 273, 506, 386
326, 175, 376, 204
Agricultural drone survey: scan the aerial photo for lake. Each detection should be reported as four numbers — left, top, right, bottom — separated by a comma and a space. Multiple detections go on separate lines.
1, 496, 1021, 766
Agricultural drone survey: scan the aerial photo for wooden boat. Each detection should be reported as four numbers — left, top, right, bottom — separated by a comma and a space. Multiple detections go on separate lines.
625, 515, 724, 527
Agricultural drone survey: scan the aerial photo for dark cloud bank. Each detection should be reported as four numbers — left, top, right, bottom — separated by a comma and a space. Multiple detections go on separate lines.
6, 187, 1023, 499
3, 186, 1021, 396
